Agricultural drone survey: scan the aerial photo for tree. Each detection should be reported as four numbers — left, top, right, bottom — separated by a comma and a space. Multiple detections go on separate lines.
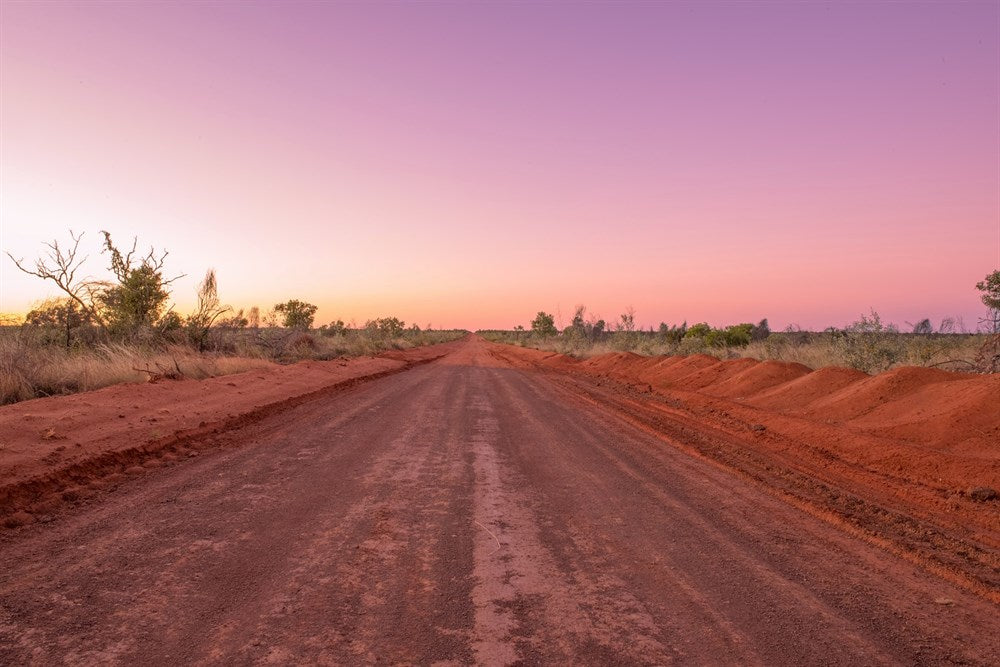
247, 306, 261, 329
564, 305, 587, 338
186, 269, 231, 351
530, 311, 557, 337
591, 319, 606, 341
365, 317, 405, 338
908, 318, 933, 335
658, 321, 686, 343
23, 297, 94, 348
97, 231, 179, 337
684, 322, 712, 339
218, 310, 250, 329
319, 319, 347, 336
274, 300, 317, 329
976, 270, 1000, 333
751, 318, 770, 341
616, 307, 636, 333
7, 231, 108, 332
9, 230, 180, 340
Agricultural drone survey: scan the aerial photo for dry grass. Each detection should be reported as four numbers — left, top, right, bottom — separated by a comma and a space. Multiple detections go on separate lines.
0, 327, 467, 405
479, 330, 986, 374
0, 337, 275, 405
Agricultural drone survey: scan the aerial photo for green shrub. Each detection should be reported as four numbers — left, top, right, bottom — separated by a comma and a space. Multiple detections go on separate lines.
838, 310, 902, 373
685, 322, 712, 339
531, 312, 557, 337
274, 300, 317, 329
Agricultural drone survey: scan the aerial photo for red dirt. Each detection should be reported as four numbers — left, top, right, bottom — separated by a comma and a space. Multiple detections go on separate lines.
506, 346, 999, 469
0, 342, 455, 525
0, 336, 997, 663
490, 342, 1000, 596
709, 359, 813, 399
750, 365, 868, 409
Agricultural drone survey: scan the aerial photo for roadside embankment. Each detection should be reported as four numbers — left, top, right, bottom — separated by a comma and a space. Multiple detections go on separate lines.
0, 340, 459, 526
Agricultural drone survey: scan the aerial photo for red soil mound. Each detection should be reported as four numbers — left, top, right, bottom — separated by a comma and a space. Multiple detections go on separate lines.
540, 352, 580, 370
656, 358, 760, 391
496, 340, 998, 476
749, 366, 867, 411
707, 360, 812, 399
633, 357, 687, 384
803, 366, 963, 421
487, 338, 1000, 599
578, 351, 649, 375
847, 374, 1000, 455
643, 354, 721, 385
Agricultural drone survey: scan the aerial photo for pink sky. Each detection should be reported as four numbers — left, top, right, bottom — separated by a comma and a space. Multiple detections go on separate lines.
2, 2, 998, 331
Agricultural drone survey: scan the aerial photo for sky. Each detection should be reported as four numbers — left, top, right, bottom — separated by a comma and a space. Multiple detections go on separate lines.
1, 1, 998, 331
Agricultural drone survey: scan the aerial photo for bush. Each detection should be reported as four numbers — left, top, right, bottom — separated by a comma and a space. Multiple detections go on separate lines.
22, 298, 97, 348
274, 300, 317, 329
365, 317, 405, 338
684, 322, 712, 339
319, 319, 347, 337
838, 310, 902, 373
531, 312, 557, 337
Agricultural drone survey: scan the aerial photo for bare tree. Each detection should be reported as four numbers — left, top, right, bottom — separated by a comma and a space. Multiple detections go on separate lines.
617, 306, 636, 333
906, 318, 933, 335
186, 269, 231, 351
6, 231, 108, 332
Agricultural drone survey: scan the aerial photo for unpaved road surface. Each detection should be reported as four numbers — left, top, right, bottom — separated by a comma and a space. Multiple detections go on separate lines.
2, 337, 998, 664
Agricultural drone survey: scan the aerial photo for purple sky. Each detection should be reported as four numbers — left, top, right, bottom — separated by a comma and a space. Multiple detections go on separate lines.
2, 1, 998, 330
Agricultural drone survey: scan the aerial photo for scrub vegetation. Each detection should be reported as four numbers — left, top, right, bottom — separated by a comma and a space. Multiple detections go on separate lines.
3, 231, 465, 404
481, 285, 1000, 376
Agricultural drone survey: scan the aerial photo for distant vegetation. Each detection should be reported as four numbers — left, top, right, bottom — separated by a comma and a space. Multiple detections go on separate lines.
2, 230, 465, 404
480, 276, 1000, 375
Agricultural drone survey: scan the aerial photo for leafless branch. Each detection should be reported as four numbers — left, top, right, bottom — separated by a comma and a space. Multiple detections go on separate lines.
6, 231, 107, 330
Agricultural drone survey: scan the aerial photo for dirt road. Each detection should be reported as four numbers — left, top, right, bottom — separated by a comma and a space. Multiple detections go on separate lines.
1, 337, 997, 664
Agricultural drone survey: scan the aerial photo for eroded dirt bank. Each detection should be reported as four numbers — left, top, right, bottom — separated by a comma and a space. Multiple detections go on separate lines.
0, 336, 997, 664
0, 340, 460, 526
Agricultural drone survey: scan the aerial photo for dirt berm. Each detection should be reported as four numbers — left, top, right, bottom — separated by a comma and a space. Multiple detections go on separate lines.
488, 342, 1000, 602
0, 340, 461, 526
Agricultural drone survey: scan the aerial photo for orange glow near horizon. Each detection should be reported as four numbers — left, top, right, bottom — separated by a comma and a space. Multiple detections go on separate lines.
1, 3, 998, 331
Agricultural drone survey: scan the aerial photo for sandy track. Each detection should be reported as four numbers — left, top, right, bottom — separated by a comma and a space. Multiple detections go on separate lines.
1, 337, 997, 664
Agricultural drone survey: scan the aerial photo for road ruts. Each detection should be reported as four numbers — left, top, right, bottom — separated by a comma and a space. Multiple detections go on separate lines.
1, 337, 997, 665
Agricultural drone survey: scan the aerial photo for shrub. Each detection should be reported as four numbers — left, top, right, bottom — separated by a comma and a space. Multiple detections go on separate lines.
531, 312, 557, 337
684, 322, 712, 339
838, 310, 902, 373
365, 317, 405, 338
319, 319, 347, 336
23, 298, 96, 348
750, 318, 770, 341
976, 270, 1000, 333
274, 300, 317, 329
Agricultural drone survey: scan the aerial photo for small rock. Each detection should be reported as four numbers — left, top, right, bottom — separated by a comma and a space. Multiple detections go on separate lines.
968, 487, 998, 502
934, 597, 955, 606
751, 424, 767, 432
